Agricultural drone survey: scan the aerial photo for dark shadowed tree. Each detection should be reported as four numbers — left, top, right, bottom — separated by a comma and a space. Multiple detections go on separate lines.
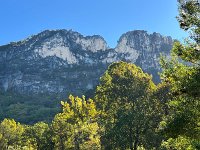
95, 61, 161, 150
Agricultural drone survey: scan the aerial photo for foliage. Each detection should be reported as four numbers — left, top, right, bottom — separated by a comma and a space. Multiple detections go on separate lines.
159, 0, 200, 149
177, 0, 200, 44
0, 92, 60, 124
0, 2, 199, 149
0, 119, 24, 149
23, 122, 53, 150
52, 95, 101, 150
161, 136, 200, 150
95, 61, 161, 150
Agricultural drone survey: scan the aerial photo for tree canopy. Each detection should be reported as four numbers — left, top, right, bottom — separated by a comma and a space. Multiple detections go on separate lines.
95, 61, 161, 150
0, 1, 199, 149
159, 0, 200, 149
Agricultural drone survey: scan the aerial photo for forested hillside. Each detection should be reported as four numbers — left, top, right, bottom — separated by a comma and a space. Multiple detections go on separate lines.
0, 31, 173, 124
0, 28, 173, 124
0, 0, 199, 149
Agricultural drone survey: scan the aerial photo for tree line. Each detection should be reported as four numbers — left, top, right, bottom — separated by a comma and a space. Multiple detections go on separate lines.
0, 0, 199, 149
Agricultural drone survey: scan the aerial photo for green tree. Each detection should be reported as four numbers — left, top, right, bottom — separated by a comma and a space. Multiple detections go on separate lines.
161, 136, 198, 150
52, 95, 100, 150
23, 122, 54, 150
159, 56, 200, 148
95, 61, 161, 150
159, 0, 200, 148
0, 118, 24, 149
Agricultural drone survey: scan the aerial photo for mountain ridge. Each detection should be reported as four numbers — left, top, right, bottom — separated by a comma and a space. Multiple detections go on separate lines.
0, 29, 173, 96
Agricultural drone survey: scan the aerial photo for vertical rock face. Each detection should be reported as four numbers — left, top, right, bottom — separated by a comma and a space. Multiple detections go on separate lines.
0, 29, 173, 96
114, 30, 173, 82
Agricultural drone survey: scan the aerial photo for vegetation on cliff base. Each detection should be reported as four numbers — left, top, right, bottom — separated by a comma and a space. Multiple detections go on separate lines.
0, 0, 199, 149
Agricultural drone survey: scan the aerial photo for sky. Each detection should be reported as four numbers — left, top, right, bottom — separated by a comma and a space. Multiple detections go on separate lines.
0, 0, 188, 48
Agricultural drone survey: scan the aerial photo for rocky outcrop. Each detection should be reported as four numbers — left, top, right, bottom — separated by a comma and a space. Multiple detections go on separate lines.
0, 29, 173, 96
114, 30, 173, 82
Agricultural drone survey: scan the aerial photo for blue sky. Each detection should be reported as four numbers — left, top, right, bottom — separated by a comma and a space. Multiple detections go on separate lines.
0, 0, 187, 47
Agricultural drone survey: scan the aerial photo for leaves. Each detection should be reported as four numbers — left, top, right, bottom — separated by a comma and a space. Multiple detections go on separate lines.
159, 1, 200, 149
95, 61, 161, 149
52, 95, 101, 150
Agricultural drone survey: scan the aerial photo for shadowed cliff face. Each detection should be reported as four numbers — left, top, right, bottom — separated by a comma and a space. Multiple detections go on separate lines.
0, 29, 173, 95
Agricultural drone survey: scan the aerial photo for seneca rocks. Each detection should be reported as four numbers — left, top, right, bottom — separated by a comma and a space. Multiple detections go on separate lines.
0, 30, 173, 95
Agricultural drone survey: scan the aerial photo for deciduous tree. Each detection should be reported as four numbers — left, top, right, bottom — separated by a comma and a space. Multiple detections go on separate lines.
95, 61, 161, 150
52, 95, 100, 150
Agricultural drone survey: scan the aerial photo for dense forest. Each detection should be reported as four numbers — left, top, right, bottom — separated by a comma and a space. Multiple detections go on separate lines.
0, 0, 199, 149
